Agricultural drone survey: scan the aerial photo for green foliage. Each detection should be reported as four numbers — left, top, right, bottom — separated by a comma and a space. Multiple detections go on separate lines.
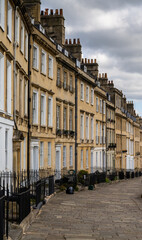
77, 170, 88, 184
59, 185, 66, 191
105, 177, 110, 183
74, 186, 79, 191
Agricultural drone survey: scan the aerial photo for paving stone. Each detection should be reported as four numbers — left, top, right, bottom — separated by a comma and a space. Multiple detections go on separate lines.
21, 177, 142, 240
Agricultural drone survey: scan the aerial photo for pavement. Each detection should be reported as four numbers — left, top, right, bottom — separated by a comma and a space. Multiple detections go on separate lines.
21, 177, 142, 240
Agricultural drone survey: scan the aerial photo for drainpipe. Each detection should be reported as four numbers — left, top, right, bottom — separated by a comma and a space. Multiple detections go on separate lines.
75, 75, 78, 175
13, 6, 18, 172
106, 103, 108, 174
27, 34, 31, 183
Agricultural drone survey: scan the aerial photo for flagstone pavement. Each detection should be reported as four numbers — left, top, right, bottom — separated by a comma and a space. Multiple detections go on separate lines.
21, 177, 142, 240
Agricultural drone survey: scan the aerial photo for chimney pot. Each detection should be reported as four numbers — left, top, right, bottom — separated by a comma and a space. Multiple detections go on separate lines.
102, 73, 104, 78
65, 39, 68, 44
91, 59, 93, 63
60, 9, 63, 15
77, 38, 80, 44
99, 73, 101, 78
111, 80, 113, 84
55, 9, 58, 15
85, 58, 87, 64
105, 73, 107, 78
88, 59, 90, 63
50, 9, 53, 15
73, 38, 76, 44
82, 58, 84, 63
94, 59, 96, 63
45, 8, 48, 15
69, 39, 72, 44
41, 10, 44, 16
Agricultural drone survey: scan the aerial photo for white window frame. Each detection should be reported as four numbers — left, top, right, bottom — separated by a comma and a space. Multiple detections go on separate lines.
7, 60, 12, 114
100, 123, 102, 144
24, 137, 26, 170
86, 115, 89, 140
69, 108, 73, 131
91, 117, 94, 140
96, 152, 98, 169
63, 146, 66, 167
0, 0, 5, 31
81, 82, 84, 101
56, 105, 60, 130
96, 97, 99, 112
70, 74, 73, 92
70, 146, 73, 166
63, 71, 67, 89
96, 122, 98, 144
86, 149, 88, 169
81, 149, 83, 169
40, 94, 46, 126
40, 142, 44, 168
20, 20, 24, 53
24, 80, 28, 116
41, 49, 46, 74
57, 67, 61, 85
48, 142, 51, 166
91, 88, 94, 105
33, 44, 39, 69
48, 55, 53, 79
63, 107, 67, 130
0, 52, 4, 111
32, 91, 38, 124
100, 99, 102, 113
86, 85, 89, 103
80, 114, 84, 140
103, 124, 105, 144
15, 10, 19, 44
48, 96, 53, 127
103, 100, 106, 114
7, 1, 12, 41
25, 31, 28, 60
5, 129, 8, 170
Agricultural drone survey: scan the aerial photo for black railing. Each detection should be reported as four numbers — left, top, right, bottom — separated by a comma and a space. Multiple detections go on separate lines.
0, 171, 55, 239
0, 189, 5, 240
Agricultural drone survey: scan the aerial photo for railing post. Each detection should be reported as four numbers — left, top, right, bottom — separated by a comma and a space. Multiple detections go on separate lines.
6, 184, 9, 239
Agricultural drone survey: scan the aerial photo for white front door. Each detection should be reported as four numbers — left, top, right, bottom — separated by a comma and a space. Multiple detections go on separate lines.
55, 146, 61, 179
33, 146, 39, 170
91, 150, 94, 173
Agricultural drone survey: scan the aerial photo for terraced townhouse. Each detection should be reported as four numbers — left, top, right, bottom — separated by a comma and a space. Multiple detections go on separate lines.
0, 0, 142, 176
0, 0, 31, 172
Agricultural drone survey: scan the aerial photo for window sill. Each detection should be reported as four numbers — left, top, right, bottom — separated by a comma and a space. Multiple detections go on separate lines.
41, 125, 46, 128
7, 35, 12, 43
48, 126, 53, 129
32, 123, 38, 127
20, 49, 24, 55
48, 76, 53, 80
80, 99, 84, 102
41, 72, 46, 77
0, 25, 4, 32
32, 67, 39, 72
24, 57, 28, 62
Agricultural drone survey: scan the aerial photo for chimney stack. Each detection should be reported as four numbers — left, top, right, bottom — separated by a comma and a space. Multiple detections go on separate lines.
41, 8, 65, 45
23, 0, 41, 23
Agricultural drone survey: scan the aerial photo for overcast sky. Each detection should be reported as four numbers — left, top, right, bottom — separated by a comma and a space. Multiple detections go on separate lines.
41, 0, 142, 116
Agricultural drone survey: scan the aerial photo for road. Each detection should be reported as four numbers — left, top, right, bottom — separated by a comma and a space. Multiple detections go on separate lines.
21, 177, 142, 240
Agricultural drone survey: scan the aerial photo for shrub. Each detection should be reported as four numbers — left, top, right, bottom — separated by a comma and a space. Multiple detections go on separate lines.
77, 170, 88, 184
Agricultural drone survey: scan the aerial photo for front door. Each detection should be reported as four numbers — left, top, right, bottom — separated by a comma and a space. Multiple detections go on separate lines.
55, 146, 61, 179
33, 146, 39, 170
91, 150, 94, 173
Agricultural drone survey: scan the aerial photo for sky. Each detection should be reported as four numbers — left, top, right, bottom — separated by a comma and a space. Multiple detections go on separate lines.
41, 0, 142, 116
